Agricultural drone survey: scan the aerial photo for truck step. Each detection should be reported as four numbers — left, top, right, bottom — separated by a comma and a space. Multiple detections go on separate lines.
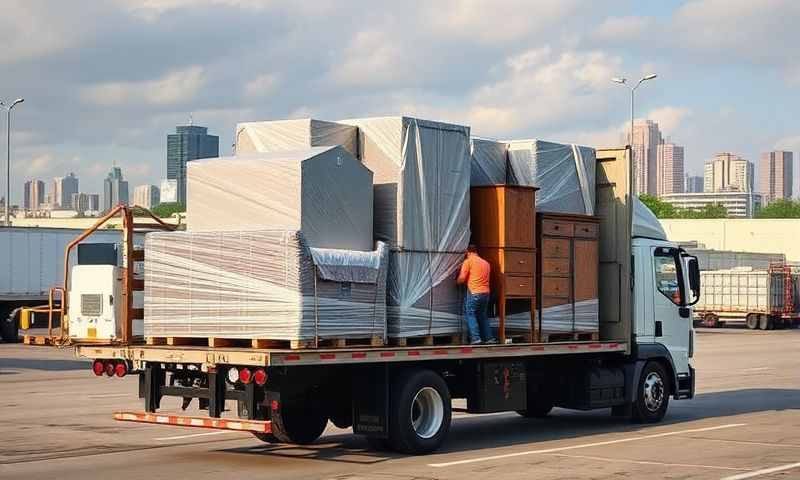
144, 335, 385, 350
541, 331, 599, 343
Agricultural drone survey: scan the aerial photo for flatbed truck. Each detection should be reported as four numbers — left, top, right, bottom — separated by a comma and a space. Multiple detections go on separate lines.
30, 148, 699, 454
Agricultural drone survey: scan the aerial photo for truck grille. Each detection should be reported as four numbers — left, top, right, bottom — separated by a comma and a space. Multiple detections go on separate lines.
81, 294, 104, 316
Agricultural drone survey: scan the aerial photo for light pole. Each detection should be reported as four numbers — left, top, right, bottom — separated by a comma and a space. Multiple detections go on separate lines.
1, 98, 24, 226
612, 74, 657, 147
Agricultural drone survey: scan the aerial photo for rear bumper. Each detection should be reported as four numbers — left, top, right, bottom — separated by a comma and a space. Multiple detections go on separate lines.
114, 411, 271, 433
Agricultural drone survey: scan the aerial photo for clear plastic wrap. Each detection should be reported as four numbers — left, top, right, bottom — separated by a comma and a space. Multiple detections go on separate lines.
235, 118, 358, 158
470, 137, 508, 186
187, 146, 374, 251
143, 230, 388, 341
541, 299, 599, 333
507, 140, 596, 215
339, 116, 472, 337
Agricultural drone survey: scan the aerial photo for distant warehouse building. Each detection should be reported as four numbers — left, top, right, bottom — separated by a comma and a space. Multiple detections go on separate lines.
660, 191, 762, 218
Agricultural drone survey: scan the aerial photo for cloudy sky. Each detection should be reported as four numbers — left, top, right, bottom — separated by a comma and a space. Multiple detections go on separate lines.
2, 0, 799, 203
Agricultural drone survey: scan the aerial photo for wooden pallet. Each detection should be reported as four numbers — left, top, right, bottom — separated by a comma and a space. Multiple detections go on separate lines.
540, 331, 600, 343
144, 335, 384, 350
389, 334, 463, 347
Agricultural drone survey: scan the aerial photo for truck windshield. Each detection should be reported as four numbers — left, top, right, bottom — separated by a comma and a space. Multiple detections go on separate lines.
654, 251, 681, 305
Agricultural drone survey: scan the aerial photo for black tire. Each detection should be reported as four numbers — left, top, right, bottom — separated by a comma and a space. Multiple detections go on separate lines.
270, 398, 328, 445
703, 313, 719, 328
516, 398, 554, 418
745, 314, 759, 330
388, 369, 452, 455
759, 315, 773, 331
252, 432, 279, 443
632, 361, 670, 423
0, 309, 20, 343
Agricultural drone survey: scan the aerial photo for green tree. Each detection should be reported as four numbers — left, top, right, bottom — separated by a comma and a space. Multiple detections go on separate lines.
639, 194, 679, 218
755, 198, 800, 218
149, 202, 186, 218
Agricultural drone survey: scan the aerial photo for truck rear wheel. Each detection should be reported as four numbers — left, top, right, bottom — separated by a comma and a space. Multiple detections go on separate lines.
516, 398, 554, 418
267, 399, 328, 445
703, 313, 719, 328
389, 369, 451, 454
632, 361, 670, 423
758, 315, 773, 330
745, 314, 759, 330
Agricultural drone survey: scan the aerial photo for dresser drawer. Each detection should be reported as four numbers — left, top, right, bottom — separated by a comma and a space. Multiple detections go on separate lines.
574, 222, 598, 238
504, 275, 535, 297
542, 277, 570, 298
542, 295, 570, 308
541, 220, 574, 237
542, 257, 570, 276
541, 238, 569, 258
504, 250, 535, 274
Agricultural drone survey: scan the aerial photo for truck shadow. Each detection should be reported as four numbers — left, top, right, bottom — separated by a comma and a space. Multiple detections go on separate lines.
217, 388, 798, 464
0, 357, 89, 372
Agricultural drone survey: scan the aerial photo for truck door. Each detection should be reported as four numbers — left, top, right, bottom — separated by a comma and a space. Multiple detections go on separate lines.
651, 247, 690, 375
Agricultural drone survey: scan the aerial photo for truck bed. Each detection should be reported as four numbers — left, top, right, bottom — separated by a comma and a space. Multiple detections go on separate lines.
76, 339, 627, 368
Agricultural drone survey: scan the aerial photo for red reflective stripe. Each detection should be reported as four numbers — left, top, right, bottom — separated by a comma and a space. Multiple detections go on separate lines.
285, 354, 301, 361
608, 343, 619, 348
351, 352, 367, 359
407, 351, 421, 356
588, 343, 602, 349
460, 347, 473, 354
114, 412, 271, 433
568, 345, 579, 350
433, 349, 448, 355
380, 352, 395, 357
319, 353, 336, 360
532, 346, 545, 351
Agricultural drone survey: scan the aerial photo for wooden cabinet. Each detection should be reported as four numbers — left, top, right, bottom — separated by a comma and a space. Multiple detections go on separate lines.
470, 185, 538, 342
537, 213, 600, 341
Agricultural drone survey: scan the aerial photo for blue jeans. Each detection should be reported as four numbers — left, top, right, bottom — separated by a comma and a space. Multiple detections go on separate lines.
464, 292, 492, 343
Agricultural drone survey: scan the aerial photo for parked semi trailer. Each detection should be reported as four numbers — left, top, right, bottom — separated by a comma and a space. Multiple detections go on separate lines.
0, 226, 128, 342
693, 265, 800, 330
23, 148, 699, 454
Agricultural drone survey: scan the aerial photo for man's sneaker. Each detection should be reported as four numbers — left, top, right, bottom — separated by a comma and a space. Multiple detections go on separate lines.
484, 338, 499, 345
470, 339, 482, 345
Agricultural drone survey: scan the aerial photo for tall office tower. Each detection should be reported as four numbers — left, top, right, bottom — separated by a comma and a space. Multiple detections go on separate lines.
133, 184, 161, 209
759, 150, 793, 205
52, 172, 79, 208
24, 180, 46, 211
656, 142, 685, 196
88, 194, 100, 212
629, 119, 663, 196
23, 181, 31, 210
167, 125, 219, 205
103, 166, 129, 211
71, 192, 88, 213
159, 178, 178, 203
703, 152, 753, 193
684, 175, 704, 193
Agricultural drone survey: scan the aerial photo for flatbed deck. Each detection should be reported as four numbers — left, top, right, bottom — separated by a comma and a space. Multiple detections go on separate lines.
76, 340, 627, 369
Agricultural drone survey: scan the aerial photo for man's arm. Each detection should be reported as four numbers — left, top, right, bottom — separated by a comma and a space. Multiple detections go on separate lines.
456, 258, 470, 285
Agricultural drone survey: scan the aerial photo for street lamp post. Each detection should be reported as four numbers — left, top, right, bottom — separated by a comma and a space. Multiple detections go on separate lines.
612, 75, 656, 196
1, 98, 24, 226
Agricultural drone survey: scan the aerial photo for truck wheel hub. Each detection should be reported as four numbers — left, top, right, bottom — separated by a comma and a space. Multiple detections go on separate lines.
411, 387, 443, 439
643, 372, 664, 412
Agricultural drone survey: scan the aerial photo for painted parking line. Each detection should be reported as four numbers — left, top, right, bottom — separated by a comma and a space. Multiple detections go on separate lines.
721, 462, 800, 480
428, 423, 747, 468
87, 393, 130, 399
544, 452, 749, 472
154, 431, 241, 441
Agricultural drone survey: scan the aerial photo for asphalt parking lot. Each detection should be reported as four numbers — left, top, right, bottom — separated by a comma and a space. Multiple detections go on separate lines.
0, 328, 798, 480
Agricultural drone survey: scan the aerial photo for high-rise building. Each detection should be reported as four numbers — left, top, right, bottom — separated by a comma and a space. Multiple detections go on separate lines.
88, 194, 100, 212
656, 142, 684, 196
71, 192, 103, 215
133, 184, 161, 209
160, 178, 178, 203
759, 150, 793, 205
103, 166, 129, 211
167, 125, 219, 205
703, 152, 753, 193
52, 172, 79, 208
684, 175, 704, 193
629, 119, 663, 196
24, 180, 46, 211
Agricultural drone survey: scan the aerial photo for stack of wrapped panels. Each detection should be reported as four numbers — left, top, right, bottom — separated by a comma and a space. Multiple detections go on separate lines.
470, 138, 508, 186
187, 146, 373, 251
143, 230, 388, 341
235, 118, 358, 158
339, 116, 472, 338
507, 140, 596, 215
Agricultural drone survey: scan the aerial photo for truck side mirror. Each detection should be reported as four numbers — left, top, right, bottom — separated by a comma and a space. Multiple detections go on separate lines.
687, 257, 700, 305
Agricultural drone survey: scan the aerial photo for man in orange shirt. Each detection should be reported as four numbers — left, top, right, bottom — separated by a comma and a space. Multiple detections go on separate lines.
457, 245, 496, 344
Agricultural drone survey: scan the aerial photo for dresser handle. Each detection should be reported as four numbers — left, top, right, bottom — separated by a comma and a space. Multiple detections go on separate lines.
518, 260, 525, 264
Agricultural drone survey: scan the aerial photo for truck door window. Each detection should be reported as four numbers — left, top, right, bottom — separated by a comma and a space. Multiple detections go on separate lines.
654, 252, 681, 305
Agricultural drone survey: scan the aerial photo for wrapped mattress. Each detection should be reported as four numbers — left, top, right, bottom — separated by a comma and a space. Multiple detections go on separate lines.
507, 140, 596, 215
187, 146, 374, 251
143, 230, 388, 341
235, 118, 358, 158
470, 138, 508, 186
339, 116, 472, 338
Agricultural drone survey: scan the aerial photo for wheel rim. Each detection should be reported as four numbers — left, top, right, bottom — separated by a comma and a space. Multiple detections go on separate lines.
410, 387, 444, 439
643, 372, 665, 412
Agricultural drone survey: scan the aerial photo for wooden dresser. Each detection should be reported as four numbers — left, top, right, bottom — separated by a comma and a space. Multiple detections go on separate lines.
537, 212, 600, 341
470, 185, 538, 342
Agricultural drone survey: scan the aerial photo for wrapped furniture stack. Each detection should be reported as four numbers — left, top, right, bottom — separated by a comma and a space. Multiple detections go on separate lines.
340, 116, 472, 341
470, 138, 508, 186
144, 139, 389, 347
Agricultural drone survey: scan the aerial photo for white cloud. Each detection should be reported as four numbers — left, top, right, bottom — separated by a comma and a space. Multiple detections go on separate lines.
331, 30, 411, 88
244, 73, 279, 98
645, 106, 692, 134
81, 66, 207, 107
774, 135, 800, 152
592, 16, 653, 42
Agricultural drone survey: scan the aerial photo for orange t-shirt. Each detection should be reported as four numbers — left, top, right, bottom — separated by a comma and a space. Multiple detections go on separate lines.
458, 253, 491, 294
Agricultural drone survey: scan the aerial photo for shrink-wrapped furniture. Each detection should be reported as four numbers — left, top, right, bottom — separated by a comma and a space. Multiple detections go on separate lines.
507, 140, 596, 215
537, 213, 600, 339
339, 116, 472, 338
235, 118, 358, 158
187, 146, 374, 251
470, 138, 508, 186
143, 230, 388, 344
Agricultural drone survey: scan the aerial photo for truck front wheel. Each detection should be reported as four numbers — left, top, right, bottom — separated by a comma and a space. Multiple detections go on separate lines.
632, 361, 670, 423
389, 369, 452, 454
